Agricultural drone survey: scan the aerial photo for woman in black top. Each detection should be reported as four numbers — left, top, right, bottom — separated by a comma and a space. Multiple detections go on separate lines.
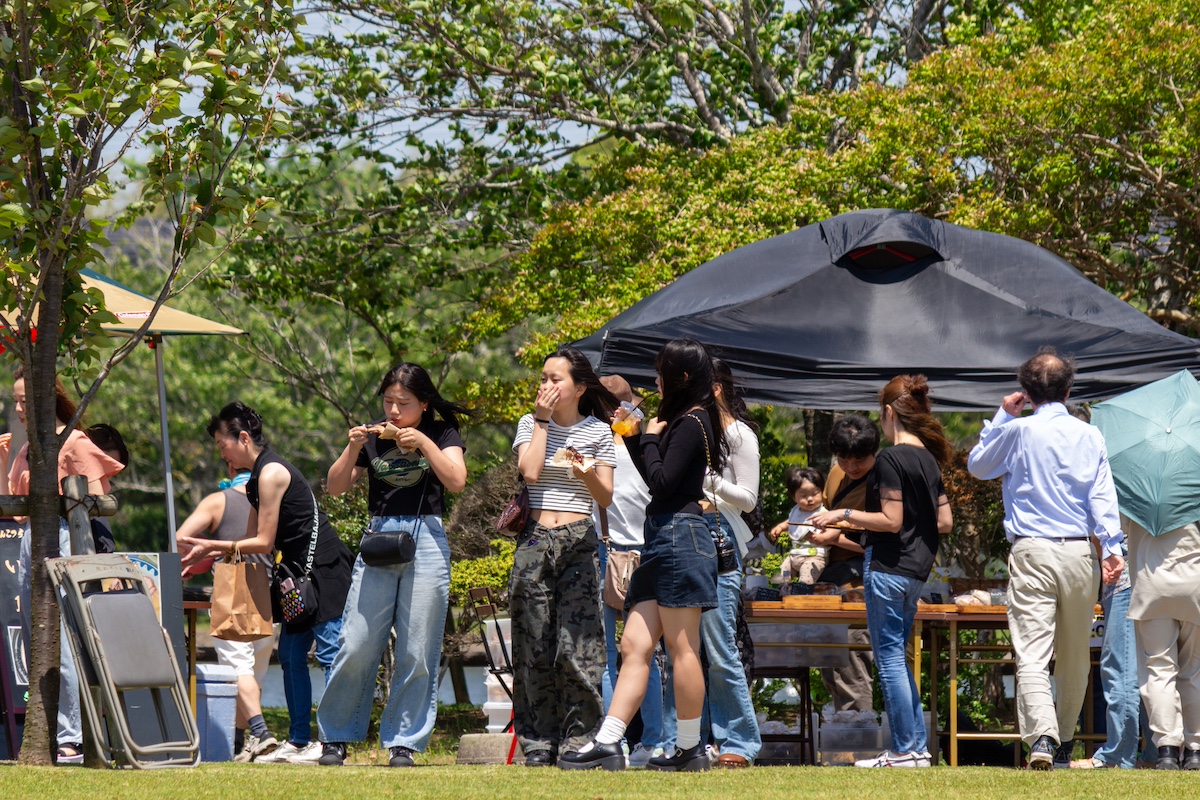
561, 339, 727, 773
317, 363, 468, 767
181, 402, 354, 759
810, 375, 952, 767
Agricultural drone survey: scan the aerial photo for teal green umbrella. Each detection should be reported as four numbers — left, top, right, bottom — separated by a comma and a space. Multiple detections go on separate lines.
1092, 369, 1200, 535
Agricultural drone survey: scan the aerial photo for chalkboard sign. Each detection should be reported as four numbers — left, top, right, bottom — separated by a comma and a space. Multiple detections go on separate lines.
0, 519, 29, 759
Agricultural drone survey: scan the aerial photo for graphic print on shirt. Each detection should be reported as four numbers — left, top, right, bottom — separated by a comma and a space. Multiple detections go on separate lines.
371, 445, 429, 488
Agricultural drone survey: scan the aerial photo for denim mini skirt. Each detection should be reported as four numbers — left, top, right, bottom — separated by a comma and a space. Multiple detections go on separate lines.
624, 512, 718, 612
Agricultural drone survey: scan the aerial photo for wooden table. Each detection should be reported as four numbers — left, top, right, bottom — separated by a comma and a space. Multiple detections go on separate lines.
182, 600, 211, 714
746, 604, 1105, 767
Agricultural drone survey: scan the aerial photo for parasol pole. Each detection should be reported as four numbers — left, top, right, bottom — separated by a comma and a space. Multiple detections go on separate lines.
152, 333, 179, 550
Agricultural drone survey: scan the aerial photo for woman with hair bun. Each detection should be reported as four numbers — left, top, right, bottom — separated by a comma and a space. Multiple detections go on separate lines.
180, 401, 354, 764
810, 374, 952, 769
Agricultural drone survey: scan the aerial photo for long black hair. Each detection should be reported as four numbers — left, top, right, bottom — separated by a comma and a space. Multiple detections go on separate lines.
207, 401, 268, 448
378, 362, 471, 430
545, 345, 619, 422
655, 338, 726, 471
711, 356, 757, 432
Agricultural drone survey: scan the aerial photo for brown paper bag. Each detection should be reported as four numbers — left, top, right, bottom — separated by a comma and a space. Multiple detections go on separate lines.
210, 556, 273, 642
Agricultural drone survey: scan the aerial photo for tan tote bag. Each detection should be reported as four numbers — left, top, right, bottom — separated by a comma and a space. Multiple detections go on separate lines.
210, 545, 274, 642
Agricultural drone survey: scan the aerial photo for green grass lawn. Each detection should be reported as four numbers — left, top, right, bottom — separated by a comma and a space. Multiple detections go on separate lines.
0, 763, 1193, 800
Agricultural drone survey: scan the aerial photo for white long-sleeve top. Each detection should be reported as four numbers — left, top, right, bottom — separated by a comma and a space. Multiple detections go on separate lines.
704, 419, 760, 556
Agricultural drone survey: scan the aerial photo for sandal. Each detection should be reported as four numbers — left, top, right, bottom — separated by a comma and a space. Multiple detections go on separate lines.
56, 743, 85, 766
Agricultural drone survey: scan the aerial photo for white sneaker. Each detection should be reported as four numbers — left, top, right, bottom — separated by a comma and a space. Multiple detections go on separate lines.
256, 740, 316, 764
287, 741, 324, 765
627, 744, 659, 769
854, 750, 919, 768
705, 744, 718, 764
237, 732, 279, 763
913, 751, 933, 768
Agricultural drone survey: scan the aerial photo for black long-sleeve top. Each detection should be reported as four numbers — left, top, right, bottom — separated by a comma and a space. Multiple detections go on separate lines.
625, 409, 715, 517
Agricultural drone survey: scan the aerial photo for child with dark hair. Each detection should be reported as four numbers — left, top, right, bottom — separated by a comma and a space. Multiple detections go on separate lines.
770, 466, 829, 589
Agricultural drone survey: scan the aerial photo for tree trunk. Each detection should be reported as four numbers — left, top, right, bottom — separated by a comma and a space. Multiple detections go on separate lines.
803, 409, 835, 475
18, 255, 68, 766
444, 606, 471, 705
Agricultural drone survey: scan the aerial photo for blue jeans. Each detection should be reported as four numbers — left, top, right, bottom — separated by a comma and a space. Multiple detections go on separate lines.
318, 515, 450, 751
1094, 584, 1139, 767
599, 542, 663, 748
864, 549, 927, 755
278, 615, 342, 746
21, 521, 81, 747
662, 518, 761, 760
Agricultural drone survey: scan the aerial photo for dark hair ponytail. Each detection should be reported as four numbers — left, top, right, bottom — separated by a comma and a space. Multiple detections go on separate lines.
879, 374, 950, 465
711, 356, 756, 432
655, 339, 727, 471
545, 345, 620, 422
378, 362, 471, 430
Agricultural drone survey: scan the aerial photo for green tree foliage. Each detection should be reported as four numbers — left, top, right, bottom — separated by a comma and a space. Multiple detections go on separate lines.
0, 0, 298, 763
461, 0, 1200, 382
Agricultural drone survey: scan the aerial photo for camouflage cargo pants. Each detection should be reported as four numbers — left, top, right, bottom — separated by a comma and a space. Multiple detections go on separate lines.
509, 517, 605, 755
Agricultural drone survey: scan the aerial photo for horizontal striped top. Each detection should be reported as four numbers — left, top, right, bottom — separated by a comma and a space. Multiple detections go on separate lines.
512, 414, 616, 514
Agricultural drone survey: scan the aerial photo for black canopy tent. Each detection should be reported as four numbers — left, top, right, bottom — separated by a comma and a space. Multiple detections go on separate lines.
574, 209, 1200, 411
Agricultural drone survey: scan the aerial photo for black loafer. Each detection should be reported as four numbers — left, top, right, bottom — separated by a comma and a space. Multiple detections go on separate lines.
524, 749, 555, 767
647, 743, 710, 772
557, 741, 626, 771
1157, 745, 1182, 770
1184, 747, 1200, 771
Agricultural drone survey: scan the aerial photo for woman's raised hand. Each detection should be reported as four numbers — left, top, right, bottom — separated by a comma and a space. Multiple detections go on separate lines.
348, 424, 369, 447
644, 416, 668, 436
534, 384, 560, 420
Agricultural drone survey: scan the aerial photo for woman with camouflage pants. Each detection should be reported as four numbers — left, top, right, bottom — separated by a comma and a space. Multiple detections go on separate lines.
510, 345, 619, 767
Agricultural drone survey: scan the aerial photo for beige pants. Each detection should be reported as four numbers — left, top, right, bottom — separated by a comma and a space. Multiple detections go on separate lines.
1136, 617, 1200, 749
821, 626, 874, 712
1007, 537, 1099, 746
781, 554, 826, 586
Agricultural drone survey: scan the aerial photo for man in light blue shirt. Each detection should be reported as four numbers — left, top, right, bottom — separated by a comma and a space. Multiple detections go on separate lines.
968, 347, 1125, 770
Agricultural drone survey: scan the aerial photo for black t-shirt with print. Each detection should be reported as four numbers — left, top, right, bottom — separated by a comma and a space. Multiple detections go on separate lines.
355, 419, 465, 516
865, 444, 945, 581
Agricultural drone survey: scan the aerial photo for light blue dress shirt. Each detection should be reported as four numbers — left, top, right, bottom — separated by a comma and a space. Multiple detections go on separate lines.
967, 402, 1123, 557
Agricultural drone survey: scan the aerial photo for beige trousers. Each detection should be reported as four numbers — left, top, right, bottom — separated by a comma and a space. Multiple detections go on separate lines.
1007, 537, 1099, 746
1136, 617, 1200, 749
821, 627, 874, 712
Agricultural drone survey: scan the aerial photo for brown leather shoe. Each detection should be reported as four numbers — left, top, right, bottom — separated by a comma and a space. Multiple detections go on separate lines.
714, 753, 750, 769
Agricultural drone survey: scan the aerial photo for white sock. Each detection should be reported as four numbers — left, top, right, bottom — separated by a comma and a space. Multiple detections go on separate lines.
594, 716, 628, 746
677, 717, 701, 750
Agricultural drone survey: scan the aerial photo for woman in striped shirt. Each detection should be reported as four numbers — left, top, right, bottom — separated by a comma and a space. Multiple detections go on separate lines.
510, 345, 618, 767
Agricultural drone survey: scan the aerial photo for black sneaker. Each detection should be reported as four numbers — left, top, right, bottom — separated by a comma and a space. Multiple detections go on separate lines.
1053, 739, 1074, 769
1028, 735, 1056, 770
319, 742, 347, 766
1157, 745, 1182, 770
557, 741, 626, 771
389, 746, 416, 767
524, 749, 555, 767
1183, 747, 1200, 771
647, 743, 711, 772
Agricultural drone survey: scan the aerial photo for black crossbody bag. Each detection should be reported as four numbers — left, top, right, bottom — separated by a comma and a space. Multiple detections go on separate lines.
359, 473, 428, 567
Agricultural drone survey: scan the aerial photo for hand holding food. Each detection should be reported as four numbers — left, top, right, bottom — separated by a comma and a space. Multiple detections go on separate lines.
551, 446, 611, 474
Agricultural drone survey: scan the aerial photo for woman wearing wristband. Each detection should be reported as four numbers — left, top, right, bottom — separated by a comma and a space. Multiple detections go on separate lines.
809, 375, 952, 768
